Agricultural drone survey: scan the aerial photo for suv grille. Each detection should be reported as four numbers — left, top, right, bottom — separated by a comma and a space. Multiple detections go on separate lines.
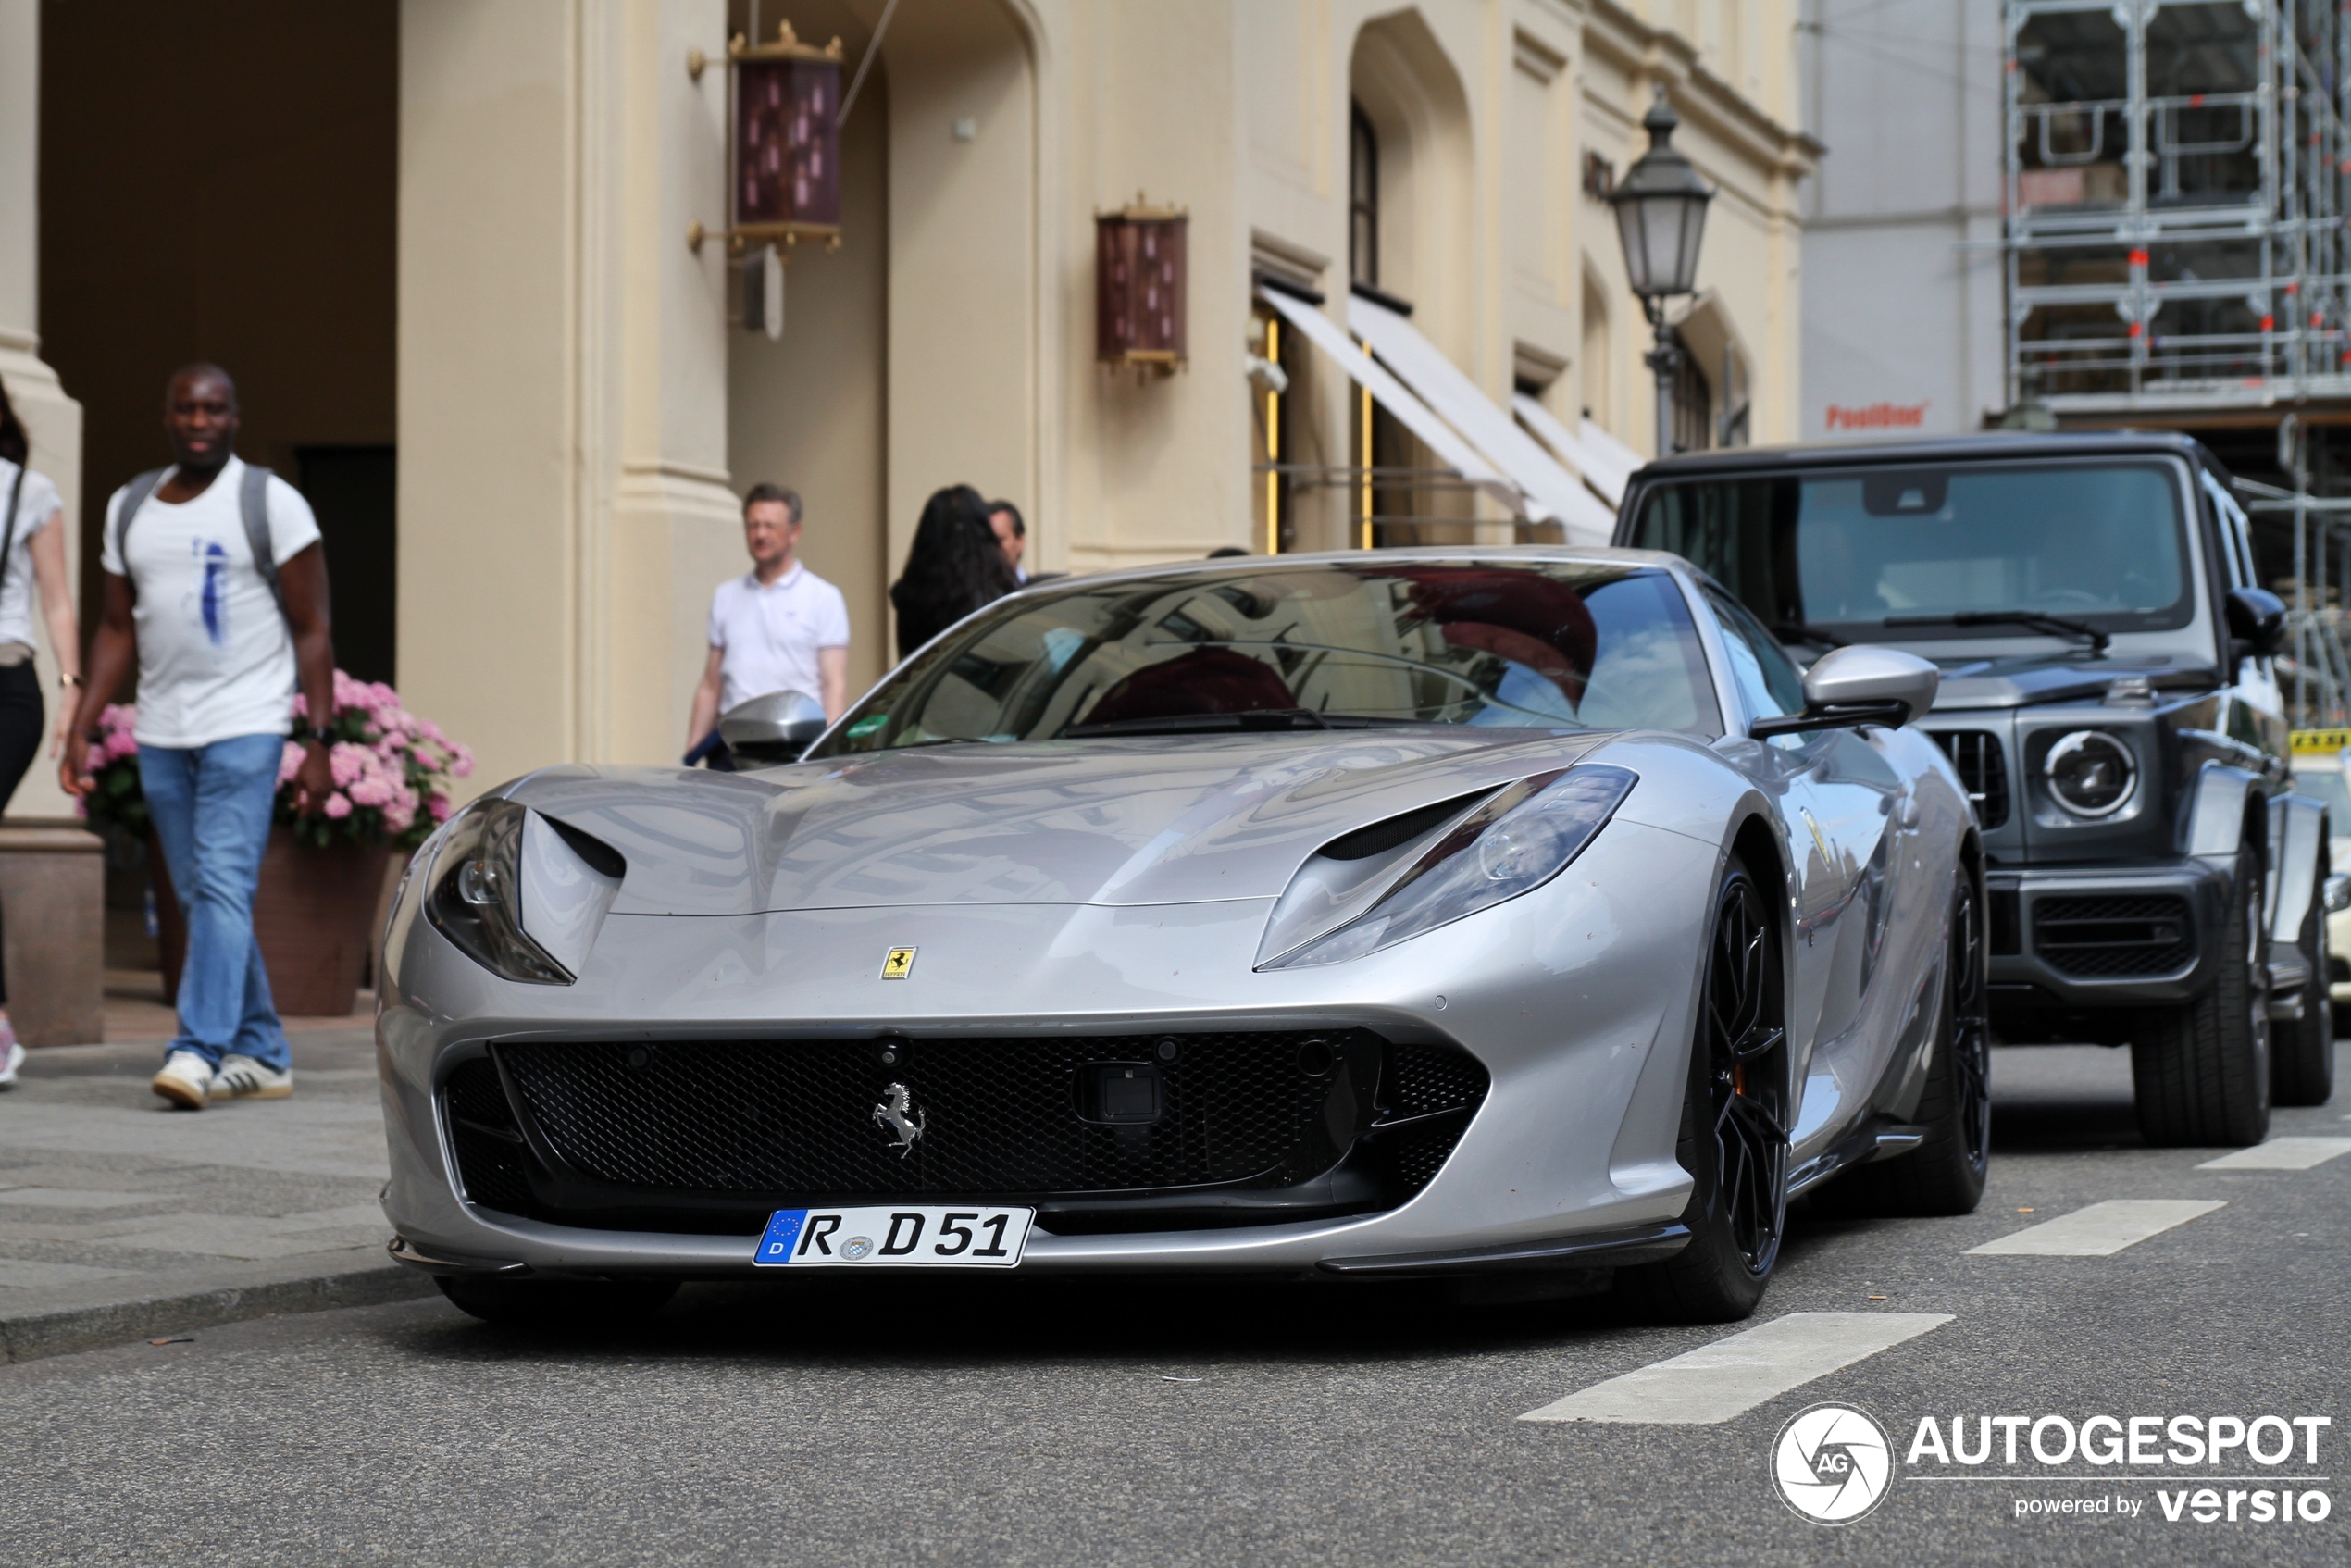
2032, 894, 2195, 978
1931, 730, 2009, 829
441, 1031, 1486, 1234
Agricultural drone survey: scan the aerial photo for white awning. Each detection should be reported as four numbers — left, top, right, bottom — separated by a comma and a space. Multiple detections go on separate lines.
1579, 416, 1643, 503
1511, 392, 1627, 508
1347, 293, 1616, 544
1255, 287, 1524, 517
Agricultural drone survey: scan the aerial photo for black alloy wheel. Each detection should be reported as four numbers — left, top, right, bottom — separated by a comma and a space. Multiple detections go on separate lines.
1949, 872, 1993, 1173
1617, 860, 1791, 1323
1810, 865, 1990, 1217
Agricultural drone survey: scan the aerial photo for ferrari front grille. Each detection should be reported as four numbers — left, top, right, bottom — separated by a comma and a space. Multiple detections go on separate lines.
2031, 894, 2195, 978
442, 1032, 1487, 1232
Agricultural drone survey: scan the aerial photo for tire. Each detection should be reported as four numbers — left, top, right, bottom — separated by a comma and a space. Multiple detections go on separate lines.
2131, 843, 2271, 1147
435, 1275, 679, 1327
2272, 865, 2336, 1107
1810, 866, 1991, 1218
1615, 860, 1791, 1324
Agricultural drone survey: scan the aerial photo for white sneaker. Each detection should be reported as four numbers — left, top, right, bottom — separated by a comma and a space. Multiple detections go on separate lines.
152, 1050, 215, 1110
0, 1031, 22, 1089
210, 1054, 293, 1101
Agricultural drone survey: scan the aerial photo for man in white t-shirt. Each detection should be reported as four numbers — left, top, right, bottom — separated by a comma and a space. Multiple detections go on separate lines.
60, 365, 339, 1111
686, 484, 851, 759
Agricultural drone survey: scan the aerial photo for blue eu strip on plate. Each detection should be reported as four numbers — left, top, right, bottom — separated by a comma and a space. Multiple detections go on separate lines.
754, 1209, 809, 1267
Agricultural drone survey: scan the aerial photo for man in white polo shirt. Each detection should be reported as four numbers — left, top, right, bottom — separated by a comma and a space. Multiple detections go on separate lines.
686, 484, 851, 760
60, 364, 338, 1111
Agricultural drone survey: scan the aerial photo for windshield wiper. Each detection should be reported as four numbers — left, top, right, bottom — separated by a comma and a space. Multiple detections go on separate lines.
1064, 708, 1405, 738
1881, 611, 2110, 656
1770, 622, 1847, 649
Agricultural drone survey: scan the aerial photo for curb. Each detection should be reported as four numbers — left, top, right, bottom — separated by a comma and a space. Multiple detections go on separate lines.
0, 1259, 438, 1364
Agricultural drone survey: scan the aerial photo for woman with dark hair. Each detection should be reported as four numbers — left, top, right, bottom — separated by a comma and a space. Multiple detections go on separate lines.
0, 376, 84, 1086
889, 484, 1018, 659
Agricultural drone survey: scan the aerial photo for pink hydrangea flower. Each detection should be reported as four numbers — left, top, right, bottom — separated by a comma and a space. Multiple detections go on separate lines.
321, 791, 353, 819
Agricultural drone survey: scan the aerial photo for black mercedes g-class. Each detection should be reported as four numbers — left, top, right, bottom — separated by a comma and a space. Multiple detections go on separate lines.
1617, 431, 2331, 1147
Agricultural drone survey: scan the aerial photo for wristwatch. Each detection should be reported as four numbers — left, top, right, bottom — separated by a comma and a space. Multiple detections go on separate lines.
292, 722, 328, 746
57, 671, 80, 690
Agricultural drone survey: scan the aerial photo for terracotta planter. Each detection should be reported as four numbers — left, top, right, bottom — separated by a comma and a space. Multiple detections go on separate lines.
153, 828, 392, 1018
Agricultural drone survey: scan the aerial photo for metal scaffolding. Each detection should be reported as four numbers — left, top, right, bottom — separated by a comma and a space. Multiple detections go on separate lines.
2005, 0, 2351, 403
2003, 0, 2351, 724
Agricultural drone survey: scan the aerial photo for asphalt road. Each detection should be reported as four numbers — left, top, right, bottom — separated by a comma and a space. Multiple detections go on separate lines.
3, 1043, 2345, 1568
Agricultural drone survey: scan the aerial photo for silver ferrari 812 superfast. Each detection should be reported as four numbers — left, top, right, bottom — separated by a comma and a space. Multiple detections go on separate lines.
378, 547, 1986, 1325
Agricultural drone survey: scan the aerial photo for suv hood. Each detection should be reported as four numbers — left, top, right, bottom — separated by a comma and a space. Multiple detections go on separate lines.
500, 732, 1614, 915
1927, 652, 2219, 711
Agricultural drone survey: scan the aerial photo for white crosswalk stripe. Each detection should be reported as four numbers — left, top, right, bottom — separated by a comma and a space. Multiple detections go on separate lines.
1517, 1311, 1953, 1425
2196, 1137, 2351, 1171
1965, 1199, 2223, 1256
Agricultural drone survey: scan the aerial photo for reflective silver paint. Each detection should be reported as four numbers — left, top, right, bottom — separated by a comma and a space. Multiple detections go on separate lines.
377, 547, 1975, 1279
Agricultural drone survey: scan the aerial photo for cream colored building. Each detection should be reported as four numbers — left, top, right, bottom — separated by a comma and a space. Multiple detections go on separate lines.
1, 0, 1814, 813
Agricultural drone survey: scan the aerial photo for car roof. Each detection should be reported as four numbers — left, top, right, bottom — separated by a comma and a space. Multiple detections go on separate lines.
1005, 544, 1690, 596
1632, 429, 2217, 480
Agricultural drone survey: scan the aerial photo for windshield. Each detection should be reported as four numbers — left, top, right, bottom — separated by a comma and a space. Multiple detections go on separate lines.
1629, 460, 2196, 647
809, 559, 1723, 756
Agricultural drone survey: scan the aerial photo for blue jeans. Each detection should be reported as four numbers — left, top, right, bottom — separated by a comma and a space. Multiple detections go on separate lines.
140, 734, 289, 1072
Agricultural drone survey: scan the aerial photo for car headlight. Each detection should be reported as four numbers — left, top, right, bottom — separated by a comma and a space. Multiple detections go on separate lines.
1259, 765, 1636, 969
2044, 730, 2138, 818
423, 799, 625, 985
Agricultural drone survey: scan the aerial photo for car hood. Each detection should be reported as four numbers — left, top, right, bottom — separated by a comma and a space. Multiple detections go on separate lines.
1925, 651, 2219, 711
500, 731, 1616, 915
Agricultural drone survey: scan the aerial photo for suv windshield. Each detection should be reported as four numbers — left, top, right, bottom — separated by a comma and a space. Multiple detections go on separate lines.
1628, 460, 2195, 647
809, 559, 1723, 756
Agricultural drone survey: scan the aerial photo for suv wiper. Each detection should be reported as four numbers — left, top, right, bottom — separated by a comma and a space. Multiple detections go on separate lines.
1064, 708, 1402, 738
1770, 622, 1847, 648
1882, 611, 2110, 656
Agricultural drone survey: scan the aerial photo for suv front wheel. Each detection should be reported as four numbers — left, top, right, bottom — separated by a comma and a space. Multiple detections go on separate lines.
2130, 844, 2271, 1147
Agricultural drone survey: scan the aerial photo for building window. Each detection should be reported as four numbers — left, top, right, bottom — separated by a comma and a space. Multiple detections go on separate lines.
1672, 333, 1713, 454
1350, 104, 1379, 287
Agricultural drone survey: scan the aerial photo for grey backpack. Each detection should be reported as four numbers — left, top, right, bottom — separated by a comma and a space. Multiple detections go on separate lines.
112, 464, 287, 616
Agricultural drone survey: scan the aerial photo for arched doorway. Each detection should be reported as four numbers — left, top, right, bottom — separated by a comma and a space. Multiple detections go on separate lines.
727, 0, 1038, 693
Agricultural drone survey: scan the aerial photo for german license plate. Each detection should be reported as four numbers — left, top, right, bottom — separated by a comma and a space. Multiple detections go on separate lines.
753, 1206, 1033, 1268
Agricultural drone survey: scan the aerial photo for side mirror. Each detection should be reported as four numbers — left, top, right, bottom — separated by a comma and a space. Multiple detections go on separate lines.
717, 690, 828, 765
1749, 645, 1940, 740
2224, 586, 2286, 659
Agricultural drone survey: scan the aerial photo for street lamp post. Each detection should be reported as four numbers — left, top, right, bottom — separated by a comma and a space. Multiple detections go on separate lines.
1608, 90, 1713, 457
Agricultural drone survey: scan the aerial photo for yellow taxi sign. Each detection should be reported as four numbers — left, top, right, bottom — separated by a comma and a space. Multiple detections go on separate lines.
2292, 728, 2351, 755
880, 946, 917, 979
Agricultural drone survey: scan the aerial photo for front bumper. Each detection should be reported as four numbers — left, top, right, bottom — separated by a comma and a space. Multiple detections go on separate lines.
1984, 856, 2231, 1018
376, 817, 1719, 1281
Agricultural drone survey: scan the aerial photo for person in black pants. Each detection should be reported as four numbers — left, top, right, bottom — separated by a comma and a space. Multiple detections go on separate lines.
0, 377, 85, 1084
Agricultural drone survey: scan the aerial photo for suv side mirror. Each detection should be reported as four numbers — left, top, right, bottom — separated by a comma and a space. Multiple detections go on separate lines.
1750, 645, 1941, 740
2224, 586, 2286, 659
717, 690, 828, 765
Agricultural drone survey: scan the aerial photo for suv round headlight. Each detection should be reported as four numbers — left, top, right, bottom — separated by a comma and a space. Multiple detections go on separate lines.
2045, 729, 2137, 817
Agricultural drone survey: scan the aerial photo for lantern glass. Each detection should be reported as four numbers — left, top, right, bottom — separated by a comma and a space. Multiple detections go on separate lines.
1613, 188, 1710, 298
738, 57, 841, 229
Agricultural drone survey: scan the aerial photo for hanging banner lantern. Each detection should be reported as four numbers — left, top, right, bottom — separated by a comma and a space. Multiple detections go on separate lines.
730, 20, 844, 255
1096, 194, 1188, 377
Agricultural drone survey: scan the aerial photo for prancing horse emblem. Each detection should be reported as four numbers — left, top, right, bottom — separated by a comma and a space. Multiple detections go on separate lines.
872, 1082, 925, 1158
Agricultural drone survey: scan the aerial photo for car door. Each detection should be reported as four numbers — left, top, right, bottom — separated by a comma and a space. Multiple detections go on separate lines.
1701, 586, 1910, 1153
